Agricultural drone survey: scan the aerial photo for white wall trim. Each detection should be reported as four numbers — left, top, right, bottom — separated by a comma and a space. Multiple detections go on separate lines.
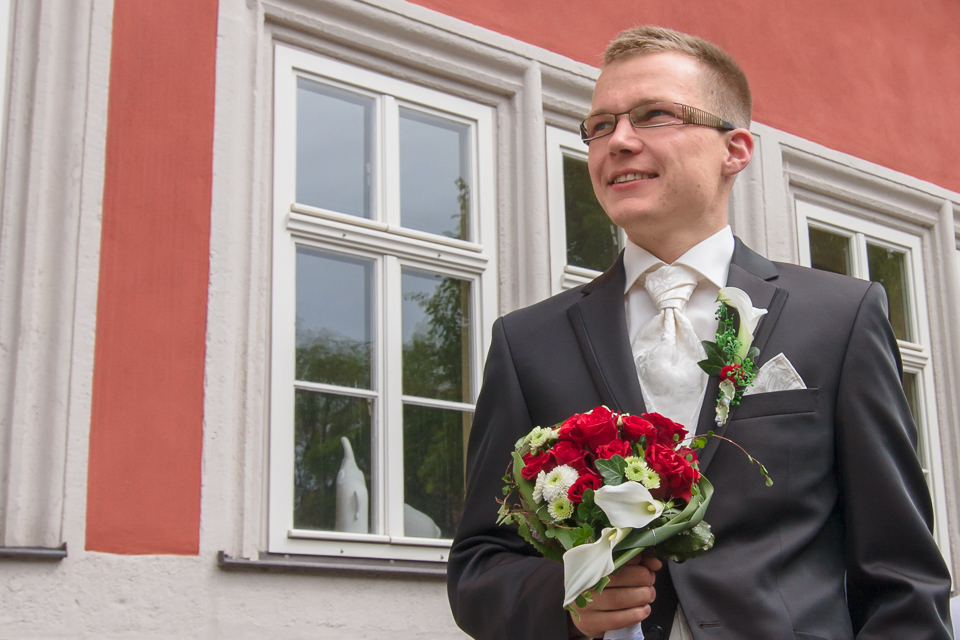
0, 0, 113, 549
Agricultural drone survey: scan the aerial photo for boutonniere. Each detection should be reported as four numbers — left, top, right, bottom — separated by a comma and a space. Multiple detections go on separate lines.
698, 287, 768, 426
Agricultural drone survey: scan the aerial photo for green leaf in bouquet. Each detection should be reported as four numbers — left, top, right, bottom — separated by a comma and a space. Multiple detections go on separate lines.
511, 451, 538, 506
570, 523, 595, 548
518, 514, 564, 563
592, 575, 611, 595
654, 520, 715, 563
616, 477, 714, 553
595, 456, 628, 486
553, 526, 577, 550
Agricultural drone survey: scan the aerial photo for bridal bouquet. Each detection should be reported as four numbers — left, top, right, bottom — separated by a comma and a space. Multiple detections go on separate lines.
497, 406, 715, 635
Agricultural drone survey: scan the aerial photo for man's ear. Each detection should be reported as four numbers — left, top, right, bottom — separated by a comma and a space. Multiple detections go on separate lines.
721, 128, 754, 177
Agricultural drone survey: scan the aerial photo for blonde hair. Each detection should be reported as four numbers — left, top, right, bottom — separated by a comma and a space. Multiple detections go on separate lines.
603, 26, 752, 129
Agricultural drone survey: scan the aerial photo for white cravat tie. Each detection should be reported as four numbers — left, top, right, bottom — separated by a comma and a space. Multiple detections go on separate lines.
632, 264, 707, 430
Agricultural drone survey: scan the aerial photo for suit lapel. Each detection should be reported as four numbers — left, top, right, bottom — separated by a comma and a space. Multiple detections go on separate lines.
695, 240, 787, 472
567, 255, 647, 416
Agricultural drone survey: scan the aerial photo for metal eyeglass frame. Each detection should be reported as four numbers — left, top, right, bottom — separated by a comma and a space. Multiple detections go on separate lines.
580, 101, 737, 143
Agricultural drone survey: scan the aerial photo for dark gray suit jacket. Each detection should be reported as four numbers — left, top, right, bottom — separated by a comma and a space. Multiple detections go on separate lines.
447, 240, 953, 640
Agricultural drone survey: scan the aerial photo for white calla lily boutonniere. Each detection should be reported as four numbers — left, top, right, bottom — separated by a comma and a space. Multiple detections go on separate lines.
698, 287, 768, 426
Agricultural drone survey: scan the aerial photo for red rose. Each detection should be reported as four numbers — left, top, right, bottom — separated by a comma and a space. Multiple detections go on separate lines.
646, 443, 700, 502
567, 472, 603, 504
558, 406, 618, 451
595, 438, 633, 460
549, 440, 591, 474
555, 413, 582, 441
620, 414, 657, 444
520, 450, 555, 480
642, 412, 688, 446
720, 364, 745, 385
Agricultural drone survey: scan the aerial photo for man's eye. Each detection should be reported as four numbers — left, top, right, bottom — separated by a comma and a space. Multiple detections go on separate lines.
587, 117, 614, 136
634, 106, 678, 125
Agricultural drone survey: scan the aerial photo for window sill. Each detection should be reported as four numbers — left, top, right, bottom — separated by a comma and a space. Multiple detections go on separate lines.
217, 550, 447, 578
0, 543, 67, 561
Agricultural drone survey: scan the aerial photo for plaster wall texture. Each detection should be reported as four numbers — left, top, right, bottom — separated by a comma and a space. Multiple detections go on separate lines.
0, 555, 466, 639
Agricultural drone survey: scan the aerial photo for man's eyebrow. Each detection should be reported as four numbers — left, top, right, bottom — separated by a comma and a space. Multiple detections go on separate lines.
586, 98, 670, 118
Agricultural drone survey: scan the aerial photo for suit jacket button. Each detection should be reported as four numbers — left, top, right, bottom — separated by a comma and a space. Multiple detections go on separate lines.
646, 625, 663, 640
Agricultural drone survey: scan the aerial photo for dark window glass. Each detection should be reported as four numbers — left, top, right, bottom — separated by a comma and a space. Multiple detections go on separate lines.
563, 155, 619, 271
808, 226, 851, 276
294, 390, 372, 533
867, 243, 911, 341
401, 269, 471, 403
403, 404, 468, 539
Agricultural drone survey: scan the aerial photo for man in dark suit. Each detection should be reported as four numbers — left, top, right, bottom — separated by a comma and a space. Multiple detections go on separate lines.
447, 26, 953, 640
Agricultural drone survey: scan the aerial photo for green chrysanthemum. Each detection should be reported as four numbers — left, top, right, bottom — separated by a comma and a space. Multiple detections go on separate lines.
547, 496, 574, 522
624, 456, 660, 490
528, 426, 558, 452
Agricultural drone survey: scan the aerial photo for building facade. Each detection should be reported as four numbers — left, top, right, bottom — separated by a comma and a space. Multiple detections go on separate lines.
1, 0, 958, 637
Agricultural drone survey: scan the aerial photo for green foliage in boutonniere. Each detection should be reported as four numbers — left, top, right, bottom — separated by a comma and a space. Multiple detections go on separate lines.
698, 287, 768, 426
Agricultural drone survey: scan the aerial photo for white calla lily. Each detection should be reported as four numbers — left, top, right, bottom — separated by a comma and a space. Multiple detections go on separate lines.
594, 482, 665, 529
562, 526, 629, 606
717, 286, 767, 360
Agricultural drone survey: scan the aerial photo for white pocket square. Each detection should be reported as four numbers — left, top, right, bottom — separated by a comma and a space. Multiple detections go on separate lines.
743, 353, 806, 396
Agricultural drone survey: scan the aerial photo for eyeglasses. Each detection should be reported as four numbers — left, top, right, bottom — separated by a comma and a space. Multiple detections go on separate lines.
580, 101, 736, 143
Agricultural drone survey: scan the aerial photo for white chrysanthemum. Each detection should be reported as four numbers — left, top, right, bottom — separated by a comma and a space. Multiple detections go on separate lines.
541, 465, 579, 503
528, 426, 558, 452
547, 496, 574, 522
532, 470, 547, 503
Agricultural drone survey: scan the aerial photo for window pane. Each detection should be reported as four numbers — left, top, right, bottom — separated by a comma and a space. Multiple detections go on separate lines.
294, 390, 373, 533
902, 372, 930, 476
401, 269, 471, 402
296, 247, 374, 389
808, 226, 852, 276
564, 154, 620, 272
297, 77, 373, 218
867, 243, 912, 341
399, 108, 471, 240
403, 404, 468, 539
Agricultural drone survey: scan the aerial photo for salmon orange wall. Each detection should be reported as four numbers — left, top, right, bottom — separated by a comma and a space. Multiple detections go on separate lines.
86, 0, 218, 554
411, 0, 960, 194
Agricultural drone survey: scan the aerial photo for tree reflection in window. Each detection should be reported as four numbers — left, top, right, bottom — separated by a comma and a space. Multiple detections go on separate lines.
402, 269, 471, 538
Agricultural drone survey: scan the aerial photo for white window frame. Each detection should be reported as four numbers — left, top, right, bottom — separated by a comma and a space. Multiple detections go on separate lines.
546, 125, 623, 294
795, 199, 951, 554
269, 44, 497, 561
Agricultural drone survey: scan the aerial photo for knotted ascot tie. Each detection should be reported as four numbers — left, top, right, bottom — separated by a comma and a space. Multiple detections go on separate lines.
632, 264, 708, 431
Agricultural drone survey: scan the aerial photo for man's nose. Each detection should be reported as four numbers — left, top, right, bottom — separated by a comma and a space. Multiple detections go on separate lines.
606, 113, 644, 153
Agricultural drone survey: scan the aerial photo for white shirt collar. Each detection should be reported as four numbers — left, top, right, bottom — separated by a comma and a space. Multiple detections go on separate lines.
623, 226, 735, 293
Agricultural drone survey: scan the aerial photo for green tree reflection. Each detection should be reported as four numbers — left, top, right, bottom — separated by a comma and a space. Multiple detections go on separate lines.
293, 331, 372, 531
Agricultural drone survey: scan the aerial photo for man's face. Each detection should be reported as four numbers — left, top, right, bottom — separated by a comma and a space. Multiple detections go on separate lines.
587, 52, 732, 247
